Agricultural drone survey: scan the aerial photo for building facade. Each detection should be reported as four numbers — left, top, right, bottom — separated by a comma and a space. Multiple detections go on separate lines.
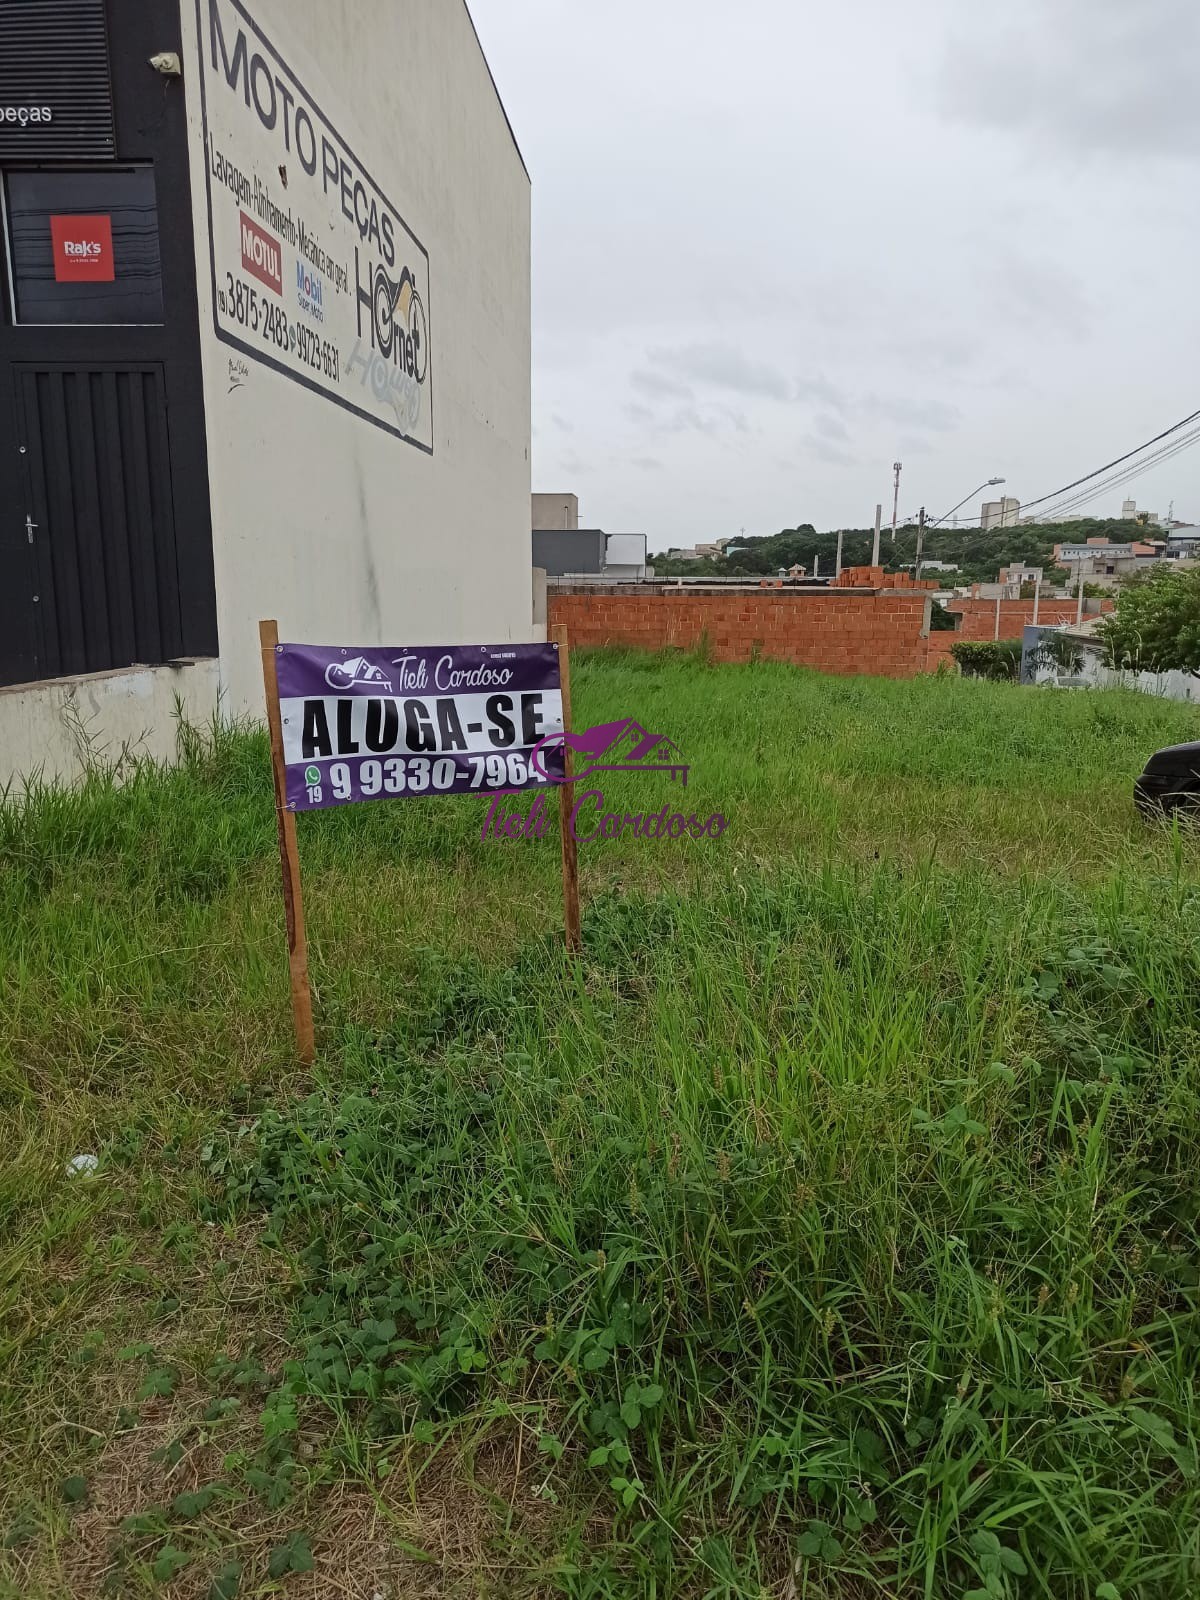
532, 493, 579, 531
0, 0, 532, 782
981, 495, 1021, 530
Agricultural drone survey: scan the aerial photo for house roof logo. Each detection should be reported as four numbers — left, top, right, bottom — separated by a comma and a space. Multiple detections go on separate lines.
530, 718, 689, 786
324, 656, 393, 692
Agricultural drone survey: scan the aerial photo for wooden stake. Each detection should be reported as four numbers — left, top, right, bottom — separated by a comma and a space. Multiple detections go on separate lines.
551, 623, 581, 953
259, 619, 315, 1063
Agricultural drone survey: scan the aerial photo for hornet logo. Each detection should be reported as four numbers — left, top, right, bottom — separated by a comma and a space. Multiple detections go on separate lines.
372, 264, 428, 381
531, 718, 689, 785
324, 656, 394, 692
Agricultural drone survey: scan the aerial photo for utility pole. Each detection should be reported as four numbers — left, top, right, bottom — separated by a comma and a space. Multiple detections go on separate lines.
871, 503, 882, 567
1076, 562, 1085, 627
914, 505, 926, 578
835, 528, 844, 579
891, 463, 903, 542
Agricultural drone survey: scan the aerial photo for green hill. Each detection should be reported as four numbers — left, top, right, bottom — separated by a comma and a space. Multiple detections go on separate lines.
656, 518, 1149, 586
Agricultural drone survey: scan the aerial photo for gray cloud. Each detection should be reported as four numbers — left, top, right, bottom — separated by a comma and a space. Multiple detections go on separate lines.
795, 373, 851, 413
631, 369, 693, 401
800, 433, 858, 469
648, 342, 793, 402
552, 412, 575, 433
860, 394, 962, 435
813, 412, 851, 443
472, 0, 1200, 547
984, 253, 1091, 342
938, 0, 1200, 158
632, 456, 664, 471
668, 406, 747, 438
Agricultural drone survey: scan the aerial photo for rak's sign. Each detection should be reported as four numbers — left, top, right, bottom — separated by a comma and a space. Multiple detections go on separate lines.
50, 214, 114, 282
196, 0, 433, 453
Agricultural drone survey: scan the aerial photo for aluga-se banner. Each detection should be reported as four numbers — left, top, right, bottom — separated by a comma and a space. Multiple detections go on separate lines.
274, 641, 565, 811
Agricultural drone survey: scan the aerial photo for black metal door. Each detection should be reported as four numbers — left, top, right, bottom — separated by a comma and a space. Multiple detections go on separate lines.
0, 0, 218, 693
9, 363, 184, 683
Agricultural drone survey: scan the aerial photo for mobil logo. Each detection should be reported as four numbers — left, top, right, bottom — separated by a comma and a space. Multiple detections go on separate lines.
295, 258, 324, 321
240, 210, 282, 294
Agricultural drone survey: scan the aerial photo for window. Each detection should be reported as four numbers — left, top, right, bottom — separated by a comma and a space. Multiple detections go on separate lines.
5, 166, 163, 325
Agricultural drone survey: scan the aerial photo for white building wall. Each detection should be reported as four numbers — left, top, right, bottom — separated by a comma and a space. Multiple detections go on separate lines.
179, 0, 532, 715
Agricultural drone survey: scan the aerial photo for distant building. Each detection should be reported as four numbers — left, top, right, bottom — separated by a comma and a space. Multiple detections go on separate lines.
1052, 538, 1161, 587
532, 527, 647, 581
604, 534, 650, 582
1122, 498, 1138, 520
532, 493, 580, 531
665, 537, 735, 561
981, 496, 1021, 529
533, 527, 605, 576
1000, 564, 1043, 589
918, 559, 959, 574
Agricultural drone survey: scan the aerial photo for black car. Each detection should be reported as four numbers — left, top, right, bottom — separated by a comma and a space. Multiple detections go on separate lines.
1135, 741, 1200, 818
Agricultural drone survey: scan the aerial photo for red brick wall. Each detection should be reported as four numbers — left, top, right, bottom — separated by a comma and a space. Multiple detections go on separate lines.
923, 632, 958, 671
948, 598, 1113, 641
547, 589, 932, 678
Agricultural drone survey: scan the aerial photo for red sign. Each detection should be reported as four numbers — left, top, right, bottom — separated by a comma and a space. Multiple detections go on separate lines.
50, 214, 114, 282
239, 210, 282, 295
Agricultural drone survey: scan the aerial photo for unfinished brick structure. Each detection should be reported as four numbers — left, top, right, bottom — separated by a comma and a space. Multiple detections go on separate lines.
546, 572, 1114, 679
547, 577, 934, 679
947, 597, 1112, 640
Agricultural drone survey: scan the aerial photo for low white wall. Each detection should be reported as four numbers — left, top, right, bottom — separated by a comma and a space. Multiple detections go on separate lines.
0, 659, 221, 792
1030, 643, 1200, 705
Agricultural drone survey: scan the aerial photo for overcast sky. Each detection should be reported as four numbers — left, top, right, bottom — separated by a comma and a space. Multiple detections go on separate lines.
469, 0, 1200, 550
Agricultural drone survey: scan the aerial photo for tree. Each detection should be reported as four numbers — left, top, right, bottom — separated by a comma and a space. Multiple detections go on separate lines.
1097, 565, 1200, 677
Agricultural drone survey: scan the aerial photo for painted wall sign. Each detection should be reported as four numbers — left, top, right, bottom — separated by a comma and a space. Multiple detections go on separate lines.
196, 0, 434, 454
0, 0, 115, 160
50, 214, 114, 282
274, 642, 564, 811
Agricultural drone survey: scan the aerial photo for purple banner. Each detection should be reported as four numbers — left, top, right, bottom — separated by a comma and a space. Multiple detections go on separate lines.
274, 641, 564, 811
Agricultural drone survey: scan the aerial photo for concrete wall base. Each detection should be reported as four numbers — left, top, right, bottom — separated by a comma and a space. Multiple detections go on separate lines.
0, 659, 222, 792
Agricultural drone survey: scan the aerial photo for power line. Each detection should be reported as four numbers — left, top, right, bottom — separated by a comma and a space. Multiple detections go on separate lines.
1029, 424, 1200, 523
917, 404, 1200, 532
1021, 404, 1200, 515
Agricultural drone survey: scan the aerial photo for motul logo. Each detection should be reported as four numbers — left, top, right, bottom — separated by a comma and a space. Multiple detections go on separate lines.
240, 210, 282, 295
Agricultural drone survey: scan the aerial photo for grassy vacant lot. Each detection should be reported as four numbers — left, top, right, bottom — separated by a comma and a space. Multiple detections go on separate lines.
2, 652, 1199, 1600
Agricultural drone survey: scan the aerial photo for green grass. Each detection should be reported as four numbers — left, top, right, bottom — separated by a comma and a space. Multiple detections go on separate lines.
1, 652, 1199, 1598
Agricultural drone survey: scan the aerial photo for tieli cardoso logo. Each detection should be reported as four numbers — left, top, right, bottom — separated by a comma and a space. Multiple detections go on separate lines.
483, 717, 728, 844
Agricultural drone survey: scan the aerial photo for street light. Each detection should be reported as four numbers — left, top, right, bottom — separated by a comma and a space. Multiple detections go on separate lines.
931, 477, 1005, 529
